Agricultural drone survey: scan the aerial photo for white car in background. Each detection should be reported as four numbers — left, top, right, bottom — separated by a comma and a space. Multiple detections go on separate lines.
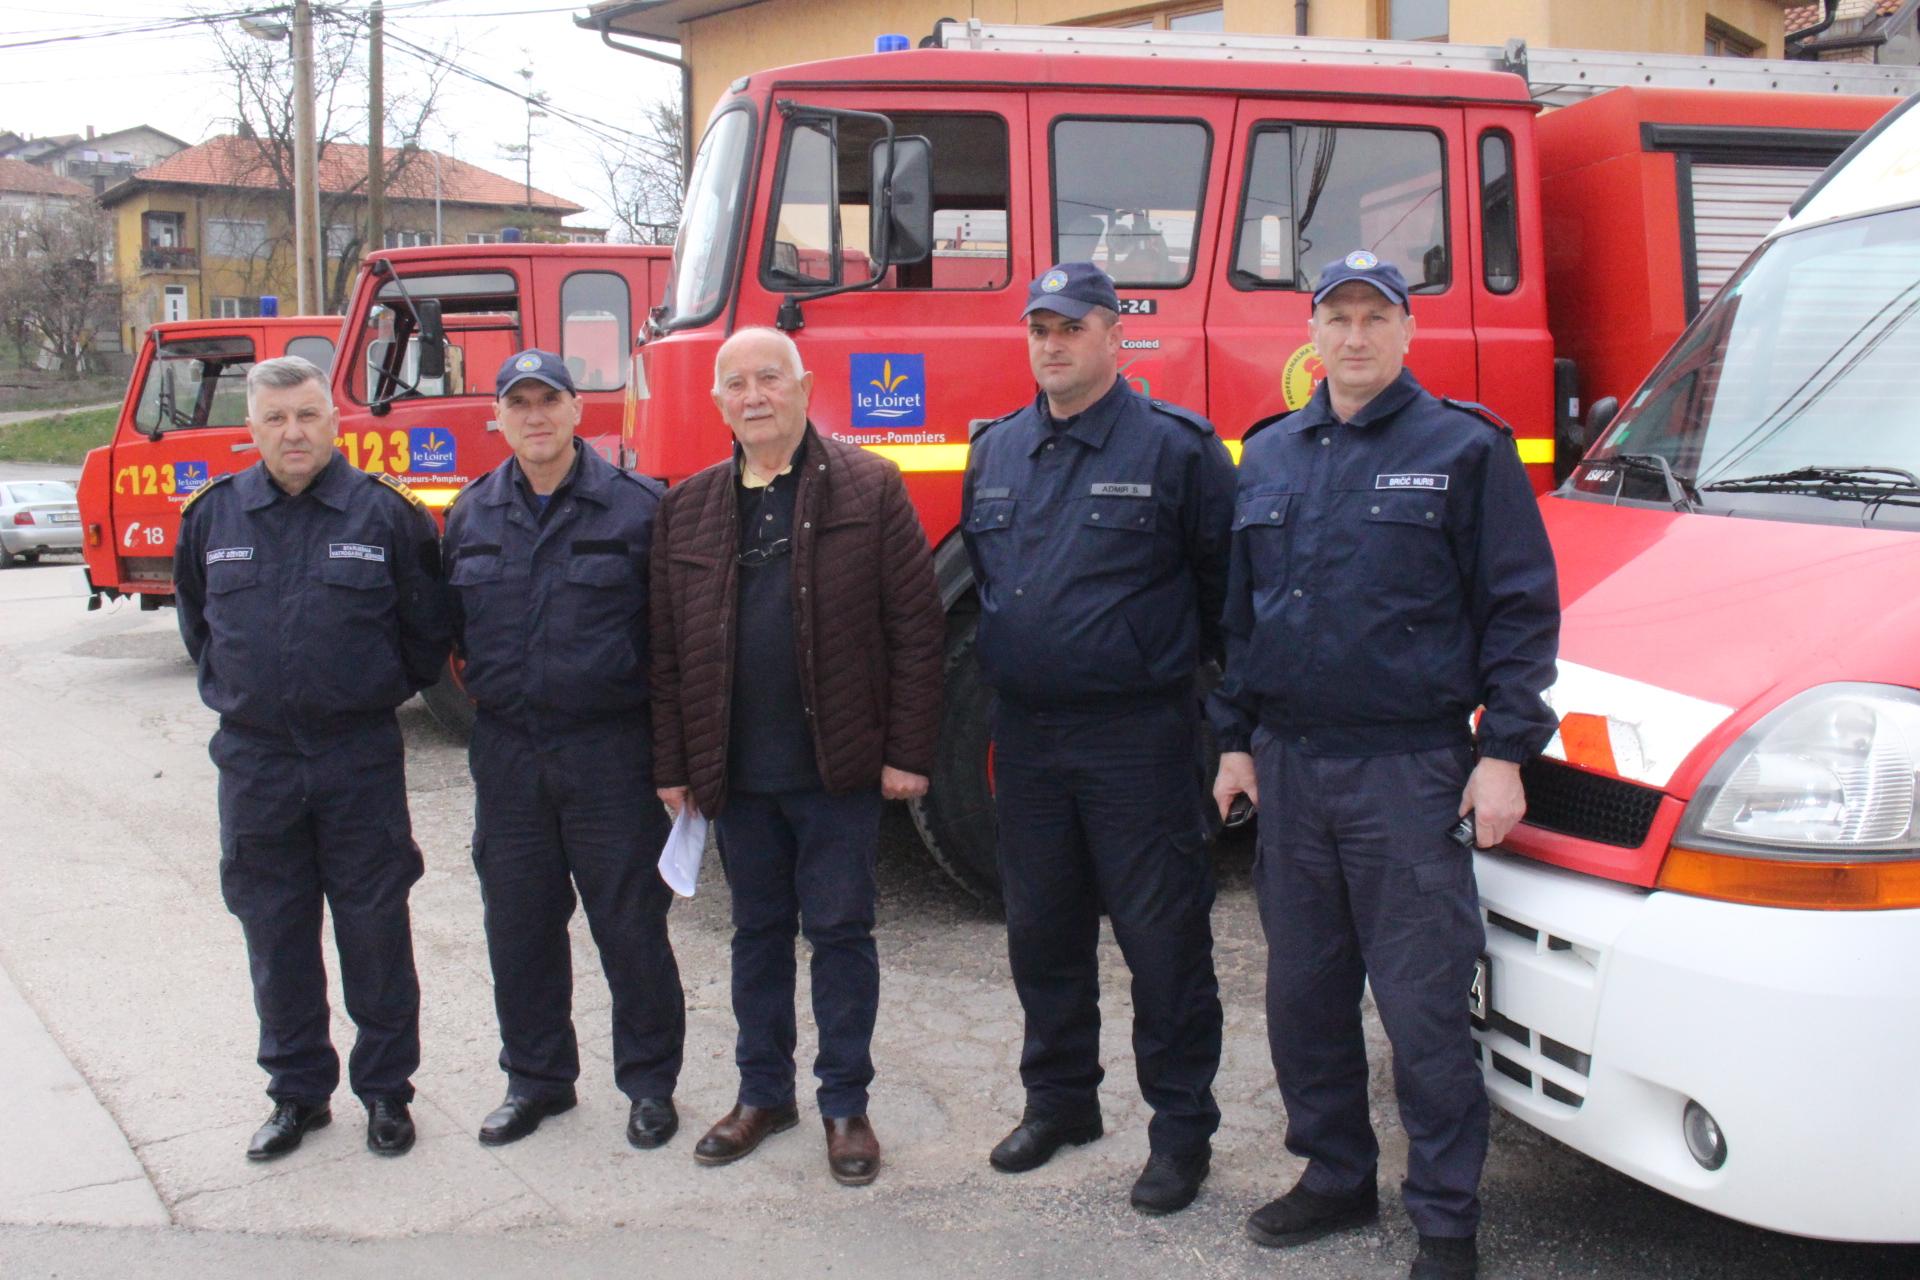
1, 479, 83, 566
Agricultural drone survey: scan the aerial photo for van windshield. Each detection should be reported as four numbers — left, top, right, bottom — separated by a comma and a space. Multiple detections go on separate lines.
1574, 205, 1920, 524
667, 107, 752, 328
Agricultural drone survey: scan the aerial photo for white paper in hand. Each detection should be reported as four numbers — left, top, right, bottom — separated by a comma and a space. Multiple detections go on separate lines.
658, 803, 709, 897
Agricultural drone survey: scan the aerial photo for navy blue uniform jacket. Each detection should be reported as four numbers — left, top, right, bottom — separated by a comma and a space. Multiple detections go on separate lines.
443, 441, 663, 735
1209, 370, 1559, 761
174, 455, 451, 745
962, 377, 1237, 710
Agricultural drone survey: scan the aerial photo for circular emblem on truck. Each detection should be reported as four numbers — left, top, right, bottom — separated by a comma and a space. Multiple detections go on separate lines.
1040, 269, 1068, 293
515, 353, 541, 371
1281, 341, 1326, 410
1344, 249, 1379, 270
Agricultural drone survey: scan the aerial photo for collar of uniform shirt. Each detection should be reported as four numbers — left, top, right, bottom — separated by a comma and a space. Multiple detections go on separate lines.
242, 451, 353, 511
1287, 367, 1423, 433
511, 438, 585, 511
736, 436, 806, 489
1029, 374, 1128, 456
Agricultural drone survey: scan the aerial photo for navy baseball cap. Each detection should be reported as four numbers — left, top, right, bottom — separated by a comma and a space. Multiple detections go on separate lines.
495, 348, 576, 397
1021, 261, 1121, 320
1311, 250, 1410, 309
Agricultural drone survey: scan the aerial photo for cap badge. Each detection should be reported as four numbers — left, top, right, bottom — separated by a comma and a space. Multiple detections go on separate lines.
1040, 269, 1069, 293
1344, 250, 1379, 270
515, 354, 541, 371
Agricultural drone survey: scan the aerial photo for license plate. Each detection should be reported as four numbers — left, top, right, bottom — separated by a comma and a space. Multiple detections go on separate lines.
1469, 954, 1490, 1022
52, 512, 78, 523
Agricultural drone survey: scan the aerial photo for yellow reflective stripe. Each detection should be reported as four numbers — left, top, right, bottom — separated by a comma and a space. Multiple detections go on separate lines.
861, 443, 972, 472
857, 436, 1553, 471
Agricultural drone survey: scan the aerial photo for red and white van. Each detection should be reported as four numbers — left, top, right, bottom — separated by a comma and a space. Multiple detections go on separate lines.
1477, 93, 1920, 1242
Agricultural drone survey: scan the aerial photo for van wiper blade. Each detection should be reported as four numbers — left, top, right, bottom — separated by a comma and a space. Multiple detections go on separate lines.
1701, 465, 1920, 494
1600, 453, 1701, 512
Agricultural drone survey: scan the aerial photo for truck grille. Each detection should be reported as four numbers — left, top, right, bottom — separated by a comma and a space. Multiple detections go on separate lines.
1519, 757, 1663, 848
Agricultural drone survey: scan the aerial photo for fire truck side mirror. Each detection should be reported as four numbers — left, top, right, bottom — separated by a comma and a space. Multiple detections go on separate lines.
1584, 396, 1619, 449
869, 134, 933, 268
415, 298, 447, 381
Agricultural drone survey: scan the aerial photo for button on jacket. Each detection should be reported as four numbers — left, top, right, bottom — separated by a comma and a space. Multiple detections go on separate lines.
174, 455, 451, 745
1211, 369, 1559, 760
962, 377, 1237, 709
443, 441, 662, 733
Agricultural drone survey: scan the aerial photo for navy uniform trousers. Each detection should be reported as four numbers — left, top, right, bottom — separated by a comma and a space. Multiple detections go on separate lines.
1253, 730, 1489, 1238
470, 716, 683, 1102
214, 718, 422, 1104
993, 696, 1223, 1156
716, 787, 884, 1119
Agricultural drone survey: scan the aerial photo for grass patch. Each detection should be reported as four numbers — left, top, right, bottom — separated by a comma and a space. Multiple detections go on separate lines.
0, 407, 118, 465
0, 365, 126, 414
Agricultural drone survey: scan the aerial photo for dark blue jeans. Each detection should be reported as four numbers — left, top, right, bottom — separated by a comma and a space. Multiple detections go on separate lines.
716, 786, 883, 1118
470, 716, 684, 1102
992, 697, 1222, 1156
214, 718, 422, 1105
1253, 731, 1489, 1237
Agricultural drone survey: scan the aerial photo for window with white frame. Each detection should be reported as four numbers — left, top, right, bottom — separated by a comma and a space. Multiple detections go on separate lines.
384, 228, 427, 248
212, 296, 261, 318
465, 232, 499, 244
324, 224, 356, 258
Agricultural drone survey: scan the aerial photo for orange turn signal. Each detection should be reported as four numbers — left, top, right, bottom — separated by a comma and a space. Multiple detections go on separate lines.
1658, 845, 1920, 911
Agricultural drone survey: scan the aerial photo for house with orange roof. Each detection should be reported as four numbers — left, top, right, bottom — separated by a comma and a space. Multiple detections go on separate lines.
99, 135, 591, 349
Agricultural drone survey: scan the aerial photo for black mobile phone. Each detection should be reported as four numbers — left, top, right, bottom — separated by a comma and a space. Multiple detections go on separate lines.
1447, 814, 1476, 848
1225, 794, 1255, 827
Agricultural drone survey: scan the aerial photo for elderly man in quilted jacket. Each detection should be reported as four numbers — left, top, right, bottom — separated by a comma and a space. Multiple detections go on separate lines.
652, 326, 944, 1186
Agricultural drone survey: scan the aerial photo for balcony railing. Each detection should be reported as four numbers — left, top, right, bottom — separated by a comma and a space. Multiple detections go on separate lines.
140, 245, 198, 272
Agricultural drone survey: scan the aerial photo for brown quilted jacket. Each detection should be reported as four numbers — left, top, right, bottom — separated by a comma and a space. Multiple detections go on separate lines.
650, 425, 945, 817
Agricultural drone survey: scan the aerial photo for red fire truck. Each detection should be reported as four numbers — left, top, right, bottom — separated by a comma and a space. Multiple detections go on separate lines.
79, 244, 672, 617
617, 21, 1917, 898
78, 316, 341, 609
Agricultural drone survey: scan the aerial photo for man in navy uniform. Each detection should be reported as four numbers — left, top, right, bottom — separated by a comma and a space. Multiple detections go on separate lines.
442, 350, 687, 1150
174, 355, 450, 1161
1211, 252, 1560, 1280
963, 262, 1237, 1215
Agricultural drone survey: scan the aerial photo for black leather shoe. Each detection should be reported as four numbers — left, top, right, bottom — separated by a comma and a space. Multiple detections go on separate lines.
478, 1088, 578, 1146
988, 1111, 1104, 1173
246, 1100, 330, 1161
627, 1096, 678, 1149
366, 1097, 415, 1156
1411, 1233, 1479, 1279
1246, 1179, 1381, 1247
1130, 1147, 1210, 1214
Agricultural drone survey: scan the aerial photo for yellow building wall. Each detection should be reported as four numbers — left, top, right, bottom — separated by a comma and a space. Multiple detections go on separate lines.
676, 0, 1797, 124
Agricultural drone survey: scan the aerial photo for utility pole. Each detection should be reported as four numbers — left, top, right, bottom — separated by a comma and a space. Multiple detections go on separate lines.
367, 0, 385, 255
291, 0, 318, 312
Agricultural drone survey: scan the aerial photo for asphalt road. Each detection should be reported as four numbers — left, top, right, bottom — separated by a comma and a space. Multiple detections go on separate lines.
0, 558, 1914, 1278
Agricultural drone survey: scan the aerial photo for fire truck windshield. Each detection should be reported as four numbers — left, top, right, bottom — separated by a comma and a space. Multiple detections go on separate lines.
1573, 204, 1920, 522
133, 336, 255, 436
667, 105, 753, 329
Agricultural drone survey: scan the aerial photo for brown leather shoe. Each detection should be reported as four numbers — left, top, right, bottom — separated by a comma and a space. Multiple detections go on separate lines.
692, 1101, 800, 1166
824, 1115, 880, 1186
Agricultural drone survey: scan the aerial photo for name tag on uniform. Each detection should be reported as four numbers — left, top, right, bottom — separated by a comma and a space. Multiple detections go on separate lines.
329, 542, 386, 563
975, 486, 1012, 499
1091, 482, 1152, 497
1376, 473, 1449, 491
206, 546, 253, 563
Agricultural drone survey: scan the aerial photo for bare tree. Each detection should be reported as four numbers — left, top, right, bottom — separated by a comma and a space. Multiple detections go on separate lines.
593, 98, 684, 245
0, 203, 117, 377
204, 7, 452, 310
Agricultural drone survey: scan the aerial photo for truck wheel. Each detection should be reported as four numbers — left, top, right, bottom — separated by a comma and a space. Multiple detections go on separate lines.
909, 624, 1003, 903
421, 658, 476, 738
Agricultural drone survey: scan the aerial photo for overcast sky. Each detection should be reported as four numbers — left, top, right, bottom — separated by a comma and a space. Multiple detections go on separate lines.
0, 2, 681, 229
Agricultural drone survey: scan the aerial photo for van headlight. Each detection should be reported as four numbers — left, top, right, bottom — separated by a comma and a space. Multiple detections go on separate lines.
1680, 684, 1920, 853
